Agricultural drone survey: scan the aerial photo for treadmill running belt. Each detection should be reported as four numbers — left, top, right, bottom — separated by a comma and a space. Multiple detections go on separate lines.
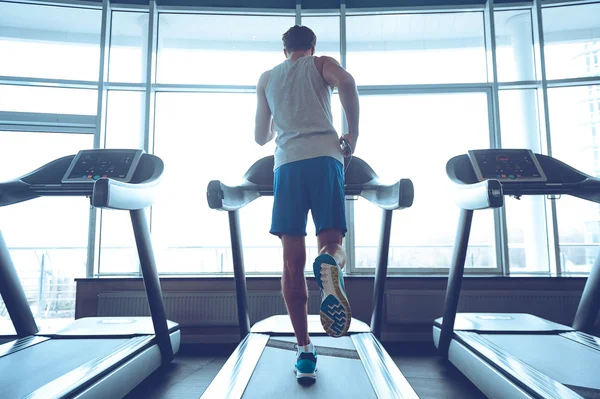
243, 338, 378, 398
0, 338, 130, 399
481, 334, 600, 394
266, 338, 360, 359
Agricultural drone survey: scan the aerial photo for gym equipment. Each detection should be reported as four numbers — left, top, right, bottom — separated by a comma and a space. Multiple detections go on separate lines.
434, 148, 600, 399
0, 149, 180, 399
203, 155, 419, 398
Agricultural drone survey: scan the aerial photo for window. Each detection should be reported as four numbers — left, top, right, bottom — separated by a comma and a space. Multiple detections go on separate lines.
0, 2, 101, 81
548, 85, 600, 274
351, 92, 495, 271
157, 14, 295, 85
109, 11, 149, 83
0, 85, 97, 115
301, 15, 340, 60
346, 12, 487, 85
542, 3, 600, 80
151, 93, 276, 273
499, 89, 551, 274
494, 10, 535, 82
97, 91, 145, 275
0, 132, 92, 323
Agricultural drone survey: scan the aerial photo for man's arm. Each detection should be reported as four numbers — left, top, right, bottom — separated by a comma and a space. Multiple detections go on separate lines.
318, 56, 359, 154
254, 70, 275, 146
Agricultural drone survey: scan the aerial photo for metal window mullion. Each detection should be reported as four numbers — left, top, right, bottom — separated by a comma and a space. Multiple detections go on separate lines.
532, 0, 561, 276
143, 0, 158, 154
137, 0, 159, 277
547, 76, 600, 88
86, 0, 112, 279
156, 5, 293, 15
541, 0, 600, 7
4, 0, 102, 10
358, 83, 492, 95
484, 0, 508, 276
295, 0, 301, 24
344, 5, 486, 15
338, 0, 356, 274
0, 76, 98, 90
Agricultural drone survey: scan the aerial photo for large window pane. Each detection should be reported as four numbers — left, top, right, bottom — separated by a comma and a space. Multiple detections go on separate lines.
353, 93, 494, 270
0, 2, 101, 81
0, 85, 97, 115
495, 10, 535, 82
97, 91, 145, 275
0, 132, 92, 326
499, 89, 551, 273
302, 16, 340, 60
543, 3, 600, 80
548, 85, 600, 274
152, 93, 277, 274
109, 11, 149, 83
346, 12, 487, 85
105, 91, 144, 149
157, 14, 295, 85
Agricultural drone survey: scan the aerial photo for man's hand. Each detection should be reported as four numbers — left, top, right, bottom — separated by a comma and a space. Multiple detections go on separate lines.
340, 134, 357, 158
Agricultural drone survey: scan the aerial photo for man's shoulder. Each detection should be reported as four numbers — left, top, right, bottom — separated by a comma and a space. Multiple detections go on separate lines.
314, 56, 340, 71
258, 69, 272, 88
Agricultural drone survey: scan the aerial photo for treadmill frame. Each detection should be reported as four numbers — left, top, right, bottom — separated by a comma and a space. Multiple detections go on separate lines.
436, 151, 600, 399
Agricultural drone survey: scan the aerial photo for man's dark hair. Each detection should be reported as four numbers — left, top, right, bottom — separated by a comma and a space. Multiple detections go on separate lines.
282, 25, 316, 52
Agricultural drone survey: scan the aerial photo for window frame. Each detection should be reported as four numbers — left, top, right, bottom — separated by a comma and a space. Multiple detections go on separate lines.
2, 0, 600, 278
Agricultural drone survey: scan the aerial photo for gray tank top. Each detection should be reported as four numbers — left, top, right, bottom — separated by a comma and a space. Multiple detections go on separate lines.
265, 56, 344, 170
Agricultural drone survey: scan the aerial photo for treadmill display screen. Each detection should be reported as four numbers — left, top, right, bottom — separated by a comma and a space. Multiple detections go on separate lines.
62, 149, 144, 183
468, 149, 547, 182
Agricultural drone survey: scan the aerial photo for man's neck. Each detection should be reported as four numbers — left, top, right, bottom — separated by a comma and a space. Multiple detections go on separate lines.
288, 51, 312, 62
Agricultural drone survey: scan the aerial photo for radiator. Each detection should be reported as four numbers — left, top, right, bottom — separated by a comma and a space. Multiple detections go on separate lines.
97, 291, 321, 326
385, 289, 583, 326
97, 289, 589, 328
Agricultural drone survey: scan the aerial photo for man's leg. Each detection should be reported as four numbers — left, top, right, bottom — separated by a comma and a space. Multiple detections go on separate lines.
270, 160, 316, 385
280, 234, 309, 346
308, 157, 351, 337
280, 235, 318, 385
317, 228, 346, 269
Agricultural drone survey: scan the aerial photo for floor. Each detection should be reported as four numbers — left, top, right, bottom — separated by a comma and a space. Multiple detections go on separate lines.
124, 342, 487, 399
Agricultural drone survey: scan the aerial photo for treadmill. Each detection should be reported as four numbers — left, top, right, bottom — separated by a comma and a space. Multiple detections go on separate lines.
433, 148, 600, 399
0, 149, 180, 399
202, 155, 419, 398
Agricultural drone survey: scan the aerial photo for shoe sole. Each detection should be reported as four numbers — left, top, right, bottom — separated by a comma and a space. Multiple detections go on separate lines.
315, 261, 352, 337
294, 369, 316, 386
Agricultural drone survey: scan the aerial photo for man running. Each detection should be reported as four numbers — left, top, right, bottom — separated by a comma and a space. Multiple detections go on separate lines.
254, 25, 360, 385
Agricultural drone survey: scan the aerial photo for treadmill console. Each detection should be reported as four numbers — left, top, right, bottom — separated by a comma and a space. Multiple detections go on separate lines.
468, 149, 547, 182
62, 149, 144, 183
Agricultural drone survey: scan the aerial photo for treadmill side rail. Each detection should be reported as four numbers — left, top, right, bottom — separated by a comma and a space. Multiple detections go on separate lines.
351, 333, 420, 399
456, 331, 583, 399
200, 333, 270, 399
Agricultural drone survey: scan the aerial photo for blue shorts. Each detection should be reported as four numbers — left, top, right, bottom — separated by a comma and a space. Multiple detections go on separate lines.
270, 156, 347, 237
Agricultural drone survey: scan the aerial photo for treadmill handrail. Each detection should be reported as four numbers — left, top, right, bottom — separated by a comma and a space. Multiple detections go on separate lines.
91, 174, 162, 210
452, 179, 504, 210
206, 155, 414, 211
447, 153, 600, 202
207, 155, 414, 340
0, 153, 164, 209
